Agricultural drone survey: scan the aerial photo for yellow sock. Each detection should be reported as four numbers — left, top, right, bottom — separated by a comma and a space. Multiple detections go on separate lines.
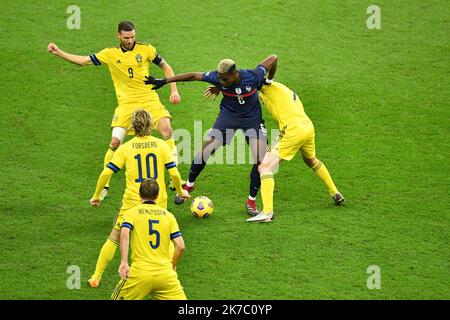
103, 147, 116, 188
312, 161, 338, 196
260, 173, 275, 214
91, 238, 118, 280
164, 137, 178, 166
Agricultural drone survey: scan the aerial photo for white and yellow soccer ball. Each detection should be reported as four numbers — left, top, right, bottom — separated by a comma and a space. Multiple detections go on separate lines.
190, 196, 214, 218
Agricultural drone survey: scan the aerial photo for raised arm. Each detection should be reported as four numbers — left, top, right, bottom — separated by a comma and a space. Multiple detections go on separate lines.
157, 58, 181, 104
144, 72, 204, 90
259, 54, 278, 80
47, 43, 92, 66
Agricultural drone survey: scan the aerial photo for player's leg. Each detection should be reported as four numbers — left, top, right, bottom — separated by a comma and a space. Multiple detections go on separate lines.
156, 117, 179, 189
246, 136, 267, 215
185, 114, 233, 193
156, 117, 178, 164
152, 104, 185, 190
245, 121, 268, 215
184, 136, 224, 193
146, 100, 175, 161
88, 227, 120, 287
101, 126, 127, 200
247, 125, 305, 222
88, 202, 130, 287
246, 151, 281, 223
301, 131, 344, 205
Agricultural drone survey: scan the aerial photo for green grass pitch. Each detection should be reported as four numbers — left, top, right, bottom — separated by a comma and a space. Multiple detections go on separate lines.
0, 0, 448, 299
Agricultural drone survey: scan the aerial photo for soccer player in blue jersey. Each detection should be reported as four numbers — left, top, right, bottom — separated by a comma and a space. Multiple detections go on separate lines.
144, 55, 278, 215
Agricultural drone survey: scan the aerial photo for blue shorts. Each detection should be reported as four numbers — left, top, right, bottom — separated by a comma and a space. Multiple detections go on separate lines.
208, 112, 267, 145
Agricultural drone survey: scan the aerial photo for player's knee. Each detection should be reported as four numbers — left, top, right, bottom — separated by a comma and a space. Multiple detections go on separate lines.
258, 162, 271, 175
159, 125, 173, 139
303, 156, 318, 168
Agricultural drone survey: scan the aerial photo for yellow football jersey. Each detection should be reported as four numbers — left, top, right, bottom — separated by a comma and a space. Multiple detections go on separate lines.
90, 42, 160, 106
121, 202, 181, 273
259, 82, 312, 129
107, 135, 176, 208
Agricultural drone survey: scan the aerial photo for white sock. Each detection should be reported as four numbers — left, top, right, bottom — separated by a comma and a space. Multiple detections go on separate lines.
248, 195, 256, 201
186, 181, 195, 187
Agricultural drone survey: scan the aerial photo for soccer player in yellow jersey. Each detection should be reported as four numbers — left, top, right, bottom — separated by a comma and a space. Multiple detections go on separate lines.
112, 179, 186, 300
88, 110, 189, 287
47, 21, 182, 199
245, 81, 345, 222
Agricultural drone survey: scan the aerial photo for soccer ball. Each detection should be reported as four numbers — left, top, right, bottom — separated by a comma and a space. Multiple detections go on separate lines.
190, 196, 214, 218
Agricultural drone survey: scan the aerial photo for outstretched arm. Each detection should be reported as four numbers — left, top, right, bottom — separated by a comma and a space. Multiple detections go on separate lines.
259, 54, 278, 80
144, 72, 204, 90
168, 72, 204, 82
47, 43, 92, 66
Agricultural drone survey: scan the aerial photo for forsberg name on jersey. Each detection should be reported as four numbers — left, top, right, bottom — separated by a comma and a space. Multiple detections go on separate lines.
132, 141, 158, 149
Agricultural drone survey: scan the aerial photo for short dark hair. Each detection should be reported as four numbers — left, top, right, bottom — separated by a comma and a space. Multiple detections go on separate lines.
118, 21, 135, 33
139, 179, 159, 201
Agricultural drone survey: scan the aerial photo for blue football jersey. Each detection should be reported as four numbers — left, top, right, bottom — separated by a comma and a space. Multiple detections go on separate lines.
202, 65, 267, 119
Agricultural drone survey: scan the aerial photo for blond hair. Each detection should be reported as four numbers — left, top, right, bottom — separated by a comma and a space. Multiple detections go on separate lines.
132, 109, 153, 137
217, 59, 236, 73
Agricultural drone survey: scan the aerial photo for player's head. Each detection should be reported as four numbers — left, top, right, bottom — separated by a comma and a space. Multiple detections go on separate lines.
132, 109, 153, 137
217, 59, 239, 87
117, 21, 136, 50
139, 179, 159, 202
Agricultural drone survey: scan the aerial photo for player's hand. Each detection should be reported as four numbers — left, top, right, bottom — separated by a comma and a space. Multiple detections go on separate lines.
144, 76, 167, 90
118, 262, 129, 280
89, 198, 100, 208
170, 92, 181, 104
204, 85, 220, 100
47, 43, 60, 55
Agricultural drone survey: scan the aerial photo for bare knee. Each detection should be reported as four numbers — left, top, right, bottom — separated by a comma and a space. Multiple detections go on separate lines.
160, 126, 173, 139
258, 162, 272, 175
158, 121, 173, 139
303, 156, 318, 168
258, 164, 270, 175
110, 137, 121, 150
